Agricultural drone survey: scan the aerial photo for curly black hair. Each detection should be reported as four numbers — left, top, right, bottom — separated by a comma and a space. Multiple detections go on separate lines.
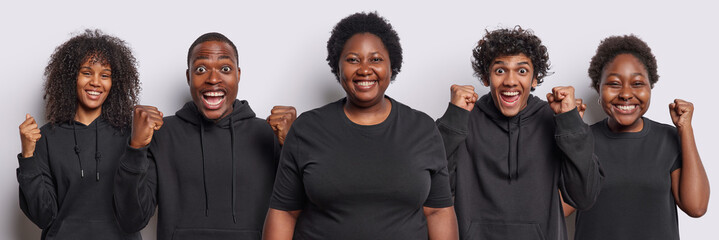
326, 12, 402, 81
471, 26, 550, 91
43, 29, 140, 129
187, 32, 239, 67
588, 35, 658, 92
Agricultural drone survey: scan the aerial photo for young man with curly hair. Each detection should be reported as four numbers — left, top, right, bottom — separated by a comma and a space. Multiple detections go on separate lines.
436, 26, 603, 240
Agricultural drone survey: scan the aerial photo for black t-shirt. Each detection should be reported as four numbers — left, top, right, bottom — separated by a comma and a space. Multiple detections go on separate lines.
575, 118, 681, 240
270, 97, 453, 240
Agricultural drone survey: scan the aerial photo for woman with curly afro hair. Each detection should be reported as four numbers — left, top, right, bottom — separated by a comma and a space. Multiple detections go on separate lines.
17, 29, 141, 240
436, 26, 602, 239
563, 35, 709, 240
264, 12, 458, 239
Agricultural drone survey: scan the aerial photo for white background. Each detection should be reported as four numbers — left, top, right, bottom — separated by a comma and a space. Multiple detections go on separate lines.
1, 0, 717, 239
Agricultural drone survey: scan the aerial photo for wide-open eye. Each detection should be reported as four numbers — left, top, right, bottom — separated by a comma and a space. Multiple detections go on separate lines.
221, 66, 232, 72
196, 66, 207, 73
495, 68, 505, 74
518, 68, 528, 74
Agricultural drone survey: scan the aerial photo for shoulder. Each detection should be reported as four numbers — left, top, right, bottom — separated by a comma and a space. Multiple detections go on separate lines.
644, 118, 678, 138
294, 99, 343, 129
394, 99, 436, 127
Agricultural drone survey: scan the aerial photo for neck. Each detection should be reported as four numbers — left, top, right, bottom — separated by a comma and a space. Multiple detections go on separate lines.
75, 106, 101, 126
343, 96, 391, 125
607, 117, 644, 133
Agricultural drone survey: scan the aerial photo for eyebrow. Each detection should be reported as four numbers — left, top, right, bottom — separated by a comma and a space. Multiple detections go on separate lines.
492, 61, 530, 66
607, 72, 645, 78
79, 66, 112, 72
192, 55, 235, 64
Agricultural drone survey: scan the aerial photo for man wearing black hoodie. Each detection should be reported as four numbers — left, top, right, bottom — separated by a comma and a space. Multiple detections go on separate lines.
113, 32, 295, 240
436, 27, 603, 240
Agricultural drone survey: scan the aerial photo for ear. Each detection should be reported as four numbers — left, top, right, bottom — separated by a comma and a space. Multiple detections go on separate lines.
186, 69, 190, 86
531, 77, 538, 88
481, 75, 490, 87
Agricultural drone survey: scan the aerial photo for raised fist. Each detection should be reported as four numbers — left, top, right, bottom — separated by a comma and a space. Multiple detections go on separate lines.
450, 84, 479, 112
546, 86, 578, 115
19, 114, 42, 158
130, 105, 163, 149
267, 106, 297, 146
669, 99, 693, 129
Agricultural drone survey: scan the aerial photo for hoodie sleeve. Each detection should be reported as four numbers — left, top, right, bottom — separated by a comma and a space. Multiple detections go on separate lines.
436, 103, 471, 194
17, 134, 58, 229
113, 142, 157, 233
555, 108, 604, 210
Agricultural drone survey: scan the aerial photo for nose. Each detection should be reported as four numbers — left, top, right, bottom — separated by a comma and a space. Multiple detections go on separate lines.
502, 72, 520, 87
357, 62, 372, 76
89, 74, 101, 87
206, 69, 222, 84
618, 85, 633, 101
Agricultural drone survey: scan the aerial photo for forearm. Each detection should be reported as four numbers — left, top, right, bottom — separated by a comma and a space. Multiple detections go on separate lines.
113, 144, 157, 232
436, 103, 470, 158
556, 108, 603, 210
263, 208, 301, 240
17, 154, 57, 229
676, 126, 710, 217
424, 206, 459, 240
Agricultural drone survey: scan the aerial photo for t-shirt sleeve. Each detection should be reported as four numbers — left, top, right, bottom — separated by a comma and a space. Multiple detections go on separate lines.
423, 126, 454, 208
269, 127, 306, 211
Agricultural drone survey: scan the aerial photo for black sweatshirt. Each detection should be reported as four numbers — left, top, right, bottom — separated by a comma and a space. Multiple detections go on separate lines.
436, 94, 603, 240
113, 100, 280, 240
270, 97, 453, 239
574, 118, 681, 240
17, 118, 140, 240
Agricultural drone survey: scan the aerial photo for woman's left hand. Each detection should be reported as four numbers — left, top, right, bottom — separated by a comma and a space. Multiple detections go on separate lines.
669, 99, 693, 129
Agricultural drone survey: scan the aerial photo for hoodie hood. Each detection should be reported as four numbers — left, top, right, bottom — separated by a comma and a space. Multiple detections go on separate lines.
176, 99, 258, 224
176, 99, 257, 127
476, 93, 547, 181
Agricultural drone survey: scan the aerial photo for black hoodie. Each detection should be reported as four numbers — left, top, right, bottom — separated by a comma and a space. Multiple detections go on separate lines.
113, 100, 280, 240
436, 94, 603, 240
17, 118, 140, 240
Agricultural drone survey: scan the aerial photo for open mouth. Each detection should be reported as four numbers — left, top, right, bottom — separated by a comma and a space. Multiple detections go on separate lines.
202, 90, 226, 109
85, 90, 102, 100
613, 104, 638, 114
499, 91, 520, 105
354, 80, 377, 90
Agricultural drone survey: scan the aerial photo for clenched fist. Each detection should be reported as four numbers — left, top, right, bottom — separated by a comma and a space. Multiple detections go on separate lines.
19, 114, 42, 158
669, 99, 693, 129
267, 106, 296, 146
546, 86, 578, 115
130, 105, 164, 149
450, 84, 479, 112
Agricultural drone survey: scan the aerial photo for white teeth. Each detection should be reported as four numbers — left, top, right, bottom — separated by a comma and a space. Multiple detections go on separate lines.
203, 91, 225, 97
617, 105, 636, 111
502, 91, 519, 96
357, 81, 376, 87
87, 91, 101, 96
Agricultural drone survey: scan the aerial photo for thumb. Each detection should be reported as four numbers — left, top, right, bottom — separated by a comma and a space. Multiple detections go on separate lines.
26, 114, 31, 119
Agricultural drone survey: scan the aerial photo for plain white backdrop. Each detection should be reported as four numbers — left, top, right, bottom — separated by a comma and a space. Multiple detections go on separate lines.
1, 0, 717, 239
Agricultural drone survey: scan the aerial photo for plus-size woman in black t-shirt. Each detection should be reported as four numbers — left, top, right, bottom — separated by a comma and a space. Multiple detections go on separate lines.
263, 12, 458, 240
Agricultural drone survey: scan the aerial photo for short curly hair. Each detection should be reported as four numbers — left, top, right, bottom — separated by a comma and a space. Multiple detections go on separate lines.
471, 26, 550, 91
588, 35, 658, 92
43, 29, 140, 129
326, 12, 402, 81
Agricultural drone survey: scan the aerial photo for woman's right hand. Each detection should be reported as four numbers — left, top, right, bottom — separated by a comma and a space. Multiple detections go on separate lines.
19, 114, 41, 158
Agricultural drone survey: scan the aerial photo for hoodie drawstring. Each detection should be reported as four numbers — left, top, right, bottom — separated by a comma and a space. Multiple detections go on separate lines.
72, 123, 84, 179
199, 116, 238, 224
200, 122, 209, 217
229, 115, 237, 224
72, 121, 101, 181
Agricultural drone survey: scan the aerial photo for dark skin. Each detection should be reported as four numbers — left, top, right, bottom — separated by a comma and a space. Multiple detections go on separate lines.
563, 54, 709, 218
263, 33, 459, 240
130, 41, 295, 149
20, 59, 114, 157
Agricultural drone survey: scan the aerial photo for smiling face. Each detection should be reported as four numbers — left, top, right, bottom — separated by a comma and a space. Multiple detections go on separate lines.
187, 41, 240, 121
599, 53, 651, 132
76, 57, 112, 115
484, 54, 537, 117
338, 33, 392, 108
